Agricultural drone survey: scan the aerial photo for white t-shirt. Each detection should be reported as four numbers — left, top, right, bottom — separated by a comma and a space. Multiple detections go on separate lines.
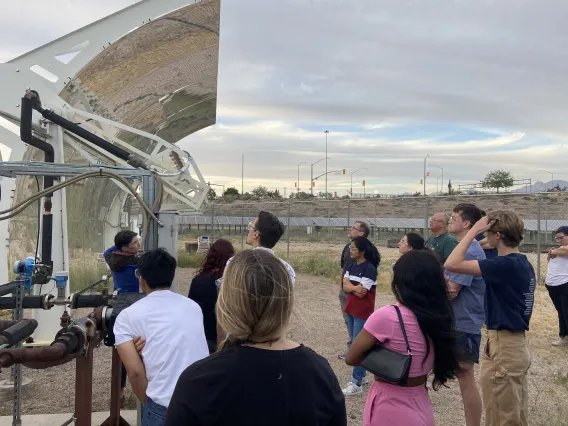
114, 290, 209, 407
216, 247, 296, 289
546, 254, 568, 286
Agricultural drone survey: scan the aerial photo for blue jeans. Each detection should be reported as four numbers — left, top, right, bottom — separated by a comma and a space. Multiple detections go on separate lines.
142, 397, 167, 426
346, 314, 367, 385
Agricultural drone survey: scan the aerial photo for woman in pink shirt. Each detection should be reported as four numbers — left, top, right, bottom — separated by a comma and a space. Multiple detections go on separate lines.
346, 250, 460, 426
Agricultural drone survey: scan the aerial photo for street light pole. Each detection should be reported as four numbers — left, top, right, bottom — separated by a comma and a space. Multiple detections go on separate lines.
241, 153, 244, 196
350, 168, 368, 197
324, 130, 329, 199
430, 164, 443, 194
297, 161, 306, 192
538, 169, 554, 191
310, 157, 329, 197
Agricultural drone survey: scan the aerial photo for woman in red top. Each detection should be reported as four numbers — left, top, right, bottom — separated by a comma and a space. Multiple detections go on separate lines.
342, 236, 380, 396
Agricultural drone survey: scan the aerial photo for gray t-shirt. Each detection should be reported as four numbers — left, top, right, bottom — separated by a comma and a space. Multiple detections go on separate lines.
447, 239, 486, 334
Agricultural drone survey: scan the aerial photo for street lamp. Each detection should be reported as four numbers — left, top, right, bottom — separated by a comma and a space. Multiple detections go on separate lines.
324, 130, 329, 199
297, 161, 306, 192
208, 182, 225, 197
350, 168, 367, 197
313, 170, 343, 197
429, 164, 443, 194
310, 157, 329, 196
436, 174, 450, 195
538, 169, 554, 191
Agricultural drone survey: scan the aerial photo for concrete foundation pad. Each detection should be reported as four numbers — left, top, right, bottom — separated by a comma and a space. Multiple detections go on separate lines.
0, 410, 138, 426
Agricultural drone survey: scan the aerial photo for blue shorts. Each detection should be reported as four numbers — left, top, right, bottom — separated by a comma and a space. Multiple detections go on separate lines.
456, 332, 481, 364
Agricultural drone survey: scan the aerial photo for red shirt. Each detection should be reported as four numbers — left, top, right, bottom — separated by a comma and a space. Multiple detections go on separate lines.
343, 260, 377, 320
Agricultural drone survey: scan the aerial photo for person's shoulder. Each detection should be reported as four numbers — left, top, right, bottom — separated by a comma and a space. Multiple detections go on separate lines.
467, 240, 486, 257
178, 347, 238, 386
296, 345, 336, 374
444, 233, 458, 243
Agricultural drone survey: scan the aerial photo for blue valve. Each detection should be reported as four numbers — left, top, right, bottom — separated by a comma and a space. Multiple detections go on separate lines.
53, 271, 69, 288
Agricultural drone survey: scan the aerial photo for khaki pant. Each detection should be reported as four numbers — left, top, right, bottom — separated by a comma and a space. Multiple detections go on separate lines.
480, 330, 531, 426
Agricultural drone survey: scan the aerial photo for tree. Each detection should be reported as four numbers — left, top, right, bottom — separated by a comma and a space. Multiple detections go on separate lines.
251, 186, 270, 198
481, 170, 514, 193
207, 187, 217, 201
223, 187, 240, 197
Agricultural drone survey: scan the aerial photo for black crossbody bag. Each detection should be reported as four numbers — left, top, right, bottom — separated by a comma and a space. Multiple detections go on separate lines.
360, 305, 412, 386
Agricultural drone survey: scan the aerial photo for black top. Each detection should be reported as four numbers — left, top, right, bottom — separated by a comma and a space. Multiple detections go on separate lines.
479, 253, 536, 331
164, 345, 347, 426
340, 243, 352, 271
188, 274, 218, 342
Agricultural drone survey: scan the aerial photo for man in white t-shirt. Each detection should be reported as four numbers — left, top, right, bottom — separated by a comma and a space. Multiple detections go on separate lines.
114, 248, 209, 426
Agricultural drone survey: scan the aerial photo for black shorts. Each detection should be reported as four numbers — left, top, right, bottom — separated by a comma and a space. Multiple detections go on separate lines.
456, 332, 482, 364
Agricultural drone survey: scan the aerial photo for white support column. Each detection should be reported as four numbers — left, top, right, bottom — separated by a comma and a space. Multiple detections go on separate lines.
158, 211, 179, 292
32, 121, 70, 344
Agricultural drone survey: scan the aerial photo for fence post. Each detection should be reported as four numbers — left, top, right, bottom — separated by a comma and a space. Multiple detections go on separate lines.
286, 198, 291, 260
536, 193, 541, 283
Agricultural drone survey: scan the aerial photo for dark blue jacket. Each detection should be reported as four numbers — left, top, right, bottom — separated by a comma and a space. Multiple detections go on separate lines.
104, 246, 139, 294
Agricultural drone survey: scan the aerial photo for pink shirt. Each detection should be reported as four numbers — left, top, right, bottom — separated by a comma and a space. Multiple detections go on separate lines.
364, 304, 434, 377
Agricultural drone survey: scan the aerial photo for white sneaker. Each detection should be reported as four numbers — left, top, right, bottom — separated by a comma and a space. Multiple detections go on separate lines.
552, 336, 568, 346
361, 377, 370, 386
342, 382, 363, 396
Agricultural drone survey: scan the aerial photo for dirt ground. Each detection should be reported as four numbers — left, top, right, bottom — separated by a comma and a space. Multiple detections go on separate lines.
1, 268, 567, 425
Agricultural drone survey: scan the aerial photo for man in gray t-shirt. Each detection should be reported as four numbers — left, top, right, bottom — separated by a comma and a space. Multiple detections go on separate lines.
446, 204, 486, 426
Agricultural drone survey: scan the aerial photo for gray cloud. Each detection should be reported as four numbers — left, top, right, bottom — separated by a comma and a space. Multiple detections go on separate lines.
1, 0, 567, 194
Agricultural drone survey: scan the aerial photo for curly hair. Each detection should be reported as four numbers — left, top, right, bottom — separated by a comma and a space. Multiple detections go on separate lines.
196, 239, 235, 281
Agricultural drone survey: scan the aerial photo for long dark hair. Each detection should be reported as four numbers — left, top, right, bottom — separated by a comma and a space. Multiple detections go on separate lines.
196, 239, 235, 281
392, 250, 459, 390
405, 232, 427, 251
351, 236, 380, 268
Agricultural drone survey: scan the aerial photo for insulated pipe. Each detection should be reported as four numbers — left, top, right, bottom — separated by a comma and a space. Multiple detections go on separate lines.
0, 320, 23, 332
0, 281, 19, 297
0, 296, 47, 310
37, 107, 146, 169
0, 319, 38, 347
21, 92, 55, 267
0, 342, 67, 368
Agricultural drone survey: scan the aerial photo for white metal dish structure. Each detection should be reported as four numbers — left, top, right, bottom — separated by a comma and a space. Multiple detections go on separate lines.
0, 0, 217, 343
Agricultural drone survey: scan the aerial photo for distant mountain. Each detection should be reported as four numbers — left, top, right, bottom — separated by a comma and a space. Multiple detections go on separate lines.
512, 180, 568, 193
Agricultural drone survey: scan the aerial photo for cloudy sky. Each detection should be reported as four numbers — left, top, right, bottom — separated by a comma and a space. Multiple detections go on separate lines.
1, 0, 567, 196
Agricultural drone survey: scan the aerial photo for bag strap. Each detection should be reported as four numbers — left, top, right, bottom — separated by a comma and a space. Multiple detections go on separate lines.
392, 305, 412, 355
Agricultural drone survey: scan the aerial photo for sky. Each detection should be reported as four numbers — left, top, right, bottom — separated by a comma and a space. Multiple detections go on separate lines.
1, 0, 568, 196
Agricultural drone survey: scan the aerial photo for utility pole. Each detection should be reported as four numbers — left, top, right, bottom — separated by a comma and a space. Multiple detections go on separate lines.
310, 157, 328, 197
241, 153, 244, 196
423, 154, 429, 238
350, 168, 367, 197
324, 130, 329, 199
297, 161, 306, 193
430, 164, 443, 195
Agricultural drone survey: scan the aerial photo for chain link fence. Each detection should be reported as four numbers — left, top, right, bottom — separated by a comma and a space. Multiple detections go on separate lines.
179, 193, 568, 284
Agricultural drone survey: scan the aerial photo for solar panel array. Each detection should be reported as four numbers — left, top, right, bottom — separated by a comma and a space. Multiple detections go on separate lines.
179, 216, 567, 232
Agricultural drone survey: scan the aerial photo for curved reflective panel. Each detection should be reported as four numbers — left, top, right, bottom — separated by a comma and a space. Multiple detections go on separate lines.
9, 0, 220, 288
60, 0, 220, 149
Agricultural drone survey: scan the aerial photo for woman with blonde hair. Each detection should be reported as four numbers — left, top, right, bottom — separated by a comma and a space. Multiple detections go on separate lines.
165, 249, 346, 426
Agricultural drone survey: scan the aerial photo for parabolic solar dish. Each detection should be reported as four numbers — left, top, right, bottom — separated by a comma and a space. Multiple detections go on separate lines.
9, 0, 220, 284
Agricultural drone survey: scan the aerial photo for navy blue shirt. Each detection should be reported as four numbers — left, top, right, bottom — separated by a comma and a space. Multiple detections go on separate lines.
475, 234, 498, 260
478, 253, 536, 331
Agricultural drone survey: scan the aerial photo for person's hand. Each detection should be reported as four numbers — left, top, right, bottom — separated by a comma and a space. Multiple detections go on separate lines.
471, 216, 496, 234
354, 286, 368, 296
548, 249, 556, 260
133, 336, 146, 356
444, 274, 450, 284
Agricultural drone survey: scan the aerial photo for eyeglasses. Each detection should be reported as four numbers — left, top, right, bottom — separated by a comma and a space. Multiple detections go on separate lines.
350, 225, 363, 232
248, 221, 258, 232
399, 239, 408, 244
349, 246, 358, 251
555, 235, 567, 241
448, 215, 461, 223
135, 269, 140, 279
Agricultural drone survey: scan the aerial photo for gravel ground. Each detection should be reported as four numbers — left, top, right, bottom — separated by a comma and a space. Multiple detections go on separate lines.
1, 268, 567, 425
